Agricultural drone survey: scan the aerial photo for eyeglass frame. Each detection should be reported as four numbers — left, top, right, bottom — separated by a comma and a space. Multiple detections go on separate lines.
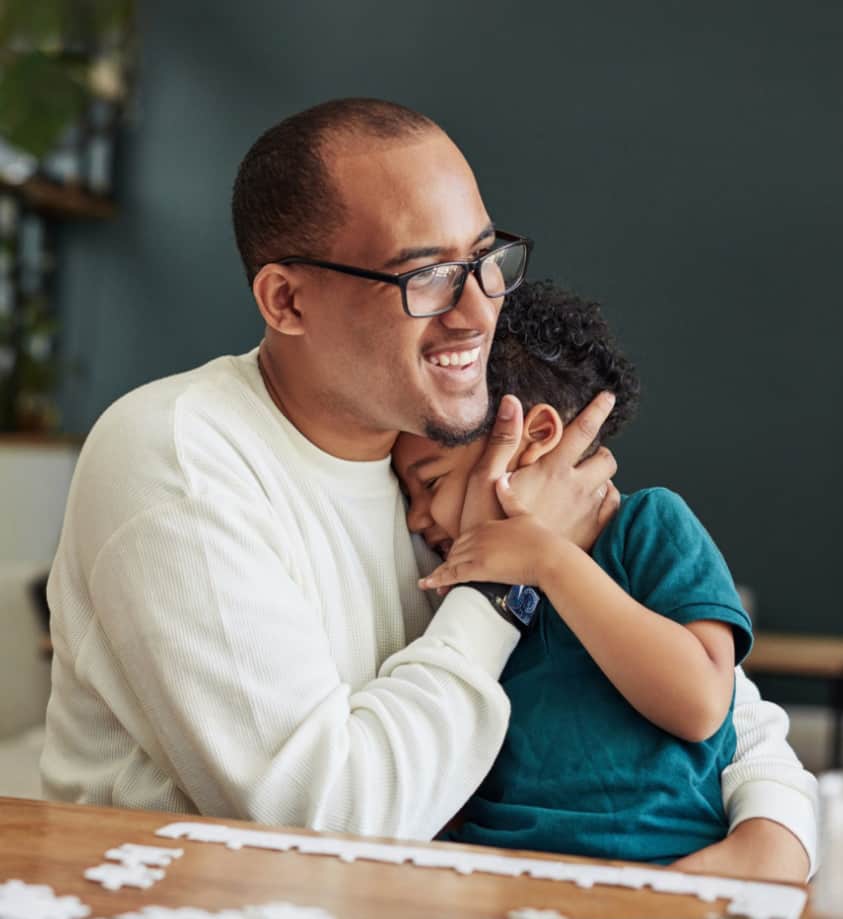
270, 229, 534, 318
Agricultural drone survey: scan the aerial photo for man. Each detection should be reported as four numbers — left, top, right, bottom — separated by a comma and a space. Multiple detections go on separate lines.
42, 99, 816, 880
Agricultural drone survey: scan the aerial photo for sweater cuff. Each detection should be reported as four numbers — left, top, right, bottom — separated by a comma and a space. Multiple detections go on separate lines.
728, 779, 818, 879
425, 585, 520, 679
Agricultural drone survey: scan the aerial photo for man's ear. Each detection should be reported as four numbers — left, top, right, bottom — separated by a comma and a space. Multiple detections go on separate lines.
518, 403, 564, 467
252, 264, 306, 336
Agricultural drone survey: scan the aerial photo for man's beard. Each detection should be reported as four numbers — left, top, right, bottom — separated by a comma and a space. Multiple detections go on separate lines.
422, 403, 496, 448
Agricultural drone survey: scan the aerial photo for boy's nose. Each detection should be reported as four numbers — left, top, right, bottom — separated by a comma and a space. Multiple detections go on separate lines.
407, 501, 434, 533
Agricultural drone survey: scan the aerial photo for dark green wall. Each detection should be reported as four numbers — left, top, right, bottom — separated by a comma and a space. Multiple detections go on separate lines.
56, 2, 842, 648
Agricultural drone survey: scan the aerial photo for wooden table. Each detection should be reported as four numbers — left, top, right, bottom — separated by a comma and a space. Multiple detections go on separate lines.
0, 797, 811, 919
743, 631, 843, 768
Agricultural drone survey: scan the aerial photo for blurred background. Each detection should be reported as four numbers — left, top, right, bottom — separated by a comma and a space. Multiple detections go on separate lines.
0, 0, 841, 797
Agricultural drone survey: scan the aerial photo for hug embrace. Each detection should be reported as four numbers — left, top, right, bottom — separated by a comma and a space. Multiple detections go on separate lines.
42, 98, 817, 883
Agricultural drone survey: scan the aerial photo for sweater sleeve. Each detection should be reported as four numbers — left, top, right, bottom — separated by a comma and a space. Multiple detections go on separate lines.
723, 667, 819, 876
87, 490, 518, 841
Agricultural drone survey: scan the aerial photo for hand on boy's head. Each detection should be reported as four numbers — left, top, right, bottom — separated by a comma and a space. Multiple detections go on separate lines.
458, 395, 524, 535
596, 481, 621, 531
504, 391, 619, 551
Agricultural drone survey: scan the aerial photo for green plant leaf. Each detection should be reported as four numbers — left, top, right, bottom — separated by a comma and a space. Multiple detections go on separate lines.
0, 0, 65, 49
0, 50, 87, 158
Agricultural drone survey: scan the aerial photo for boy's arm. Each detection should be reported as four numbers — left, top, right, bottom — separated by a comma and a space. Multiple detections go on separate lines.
422, 516, 737, 743
536, 537, 736, 742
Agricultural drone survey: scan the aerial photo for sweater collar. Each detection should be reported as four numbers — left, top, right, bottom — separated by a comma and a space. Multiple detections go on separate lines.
239, 347, 396, 497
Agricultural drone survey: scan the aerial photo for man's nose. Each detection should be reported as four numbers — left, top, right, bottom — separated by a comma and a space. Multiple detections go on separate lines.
439, 272, 500, 330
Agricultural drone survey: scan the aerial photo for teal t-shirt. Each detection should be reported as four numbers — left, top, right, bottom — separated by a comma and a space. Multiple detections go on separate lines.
445, 487, 753, 863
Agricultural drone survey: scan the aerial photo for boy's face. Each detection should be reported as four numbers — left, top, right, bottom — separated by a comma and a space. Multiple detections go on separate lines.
392, 432, 487, 556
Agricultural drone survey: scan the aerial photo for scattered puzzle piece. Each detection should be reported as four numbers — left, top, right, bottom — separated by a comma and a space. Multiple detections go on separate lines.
84, 863, 165, 891
99, 902, 336, 918
155, 822, 808, 919
0, 879, 90, 919
508, 910, 571, 919
105, 844, 184, 868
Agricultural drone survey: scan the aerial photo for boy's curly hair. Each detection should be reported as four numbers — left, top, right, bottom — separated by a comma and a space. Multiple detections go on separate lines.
486, 280, 640, 443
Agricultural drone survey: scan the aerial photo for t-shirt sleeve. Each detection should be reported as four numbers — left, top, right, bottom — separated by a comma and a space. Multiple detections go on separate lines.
610, 487, 753, 664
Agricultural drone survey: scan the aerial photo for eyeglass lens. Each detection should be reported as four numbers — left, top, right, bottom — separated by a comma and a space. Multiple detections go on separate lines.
405, 242, 528, 317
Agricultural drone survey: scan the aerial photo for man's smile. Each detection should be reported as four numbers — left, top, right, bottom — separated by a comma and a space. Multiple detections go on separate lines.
421, 337, 487, 392
424, 346, 481, 368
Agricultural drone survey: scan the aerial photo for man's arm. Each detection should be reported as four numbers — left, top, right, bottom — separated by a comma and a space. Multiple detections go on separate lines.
674, 667, 818, 880
724, 667, 818, 873
72, 490, 518, 841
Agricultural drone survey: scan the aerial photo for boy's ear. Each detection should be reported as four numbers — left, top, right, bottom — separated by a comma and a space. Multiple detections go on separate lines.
252, 264, 306, 336
518, 403, 564, 467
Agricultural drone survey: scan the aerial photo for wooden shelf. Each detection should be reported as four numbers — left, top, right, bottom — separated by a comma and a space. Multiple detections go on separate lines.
0, 176, 115, 219
0, 432, 85, 448
744, 631, 843, 679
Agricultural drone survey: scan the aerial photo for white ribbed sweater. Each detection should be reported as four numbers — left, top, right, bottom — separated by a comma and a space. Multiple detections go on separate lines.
41, 349, 818, 868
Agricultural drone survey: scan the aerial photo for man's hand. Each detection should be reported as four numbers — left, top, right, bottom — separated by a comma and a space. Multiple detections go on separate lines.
505, 390, 619, 551
459, 392, 619, 551
671, 818, 810, 883
459, 395, 524, 535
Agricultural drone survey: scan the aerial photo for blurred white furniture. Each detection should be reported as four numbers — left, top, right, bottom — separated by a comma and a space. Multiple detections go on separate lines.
0, 436, 79, 562
744, 632, 843, 769
0, 561, 51, 797
0, 436, 80, 797
0, 561, 51, 740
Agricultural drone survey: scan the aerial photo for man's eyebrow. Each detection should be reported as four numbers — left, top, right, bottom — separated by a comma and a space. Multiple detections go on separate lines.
381, 223, 496, 271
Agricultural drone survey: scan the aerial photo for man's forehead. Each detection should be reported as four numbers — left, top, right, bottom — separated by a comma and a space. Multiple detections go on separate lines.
326, 133, 490, 264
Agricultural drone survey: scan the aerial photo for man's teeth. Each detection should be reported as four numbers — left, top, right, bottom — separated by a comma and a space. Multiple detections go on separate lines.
427, 347, 481, 368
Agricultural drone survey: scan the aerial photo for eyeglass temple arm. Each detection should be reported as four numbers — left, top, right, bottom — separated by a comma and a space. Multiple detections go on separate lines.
274, 258, 400, 285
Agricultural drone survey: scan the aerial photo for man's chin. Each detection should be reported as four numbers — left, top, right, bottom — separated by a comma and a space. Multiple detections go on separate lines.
422, 415, 490, 447
416, 386, 494, 446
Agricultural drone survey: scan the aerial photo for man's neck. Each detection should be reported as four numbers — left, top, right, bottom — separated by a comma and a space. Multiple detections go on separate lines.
257, 342, 397, 462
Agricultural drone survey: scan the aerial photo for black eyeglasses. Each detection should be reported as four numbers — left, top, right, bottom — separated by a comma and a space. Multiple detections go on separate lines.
272, 229, 533, 318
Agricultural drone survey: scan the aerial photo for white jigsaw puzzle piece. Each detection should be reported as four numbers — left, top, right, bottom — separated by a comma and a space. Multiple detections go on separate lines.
105, 845, 184, 867
0, 879, 91, 919
154, 822, 808, 919
726, 882, 810, 919
100, 902, 336, 919
84, 863, 165, 891
508, 910, 571, 919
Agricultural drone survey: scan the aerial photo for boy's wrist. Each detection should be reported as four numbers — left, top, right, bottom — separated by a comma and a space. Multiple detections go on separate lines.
466, 582, 541, 635
535, 534, 576, 593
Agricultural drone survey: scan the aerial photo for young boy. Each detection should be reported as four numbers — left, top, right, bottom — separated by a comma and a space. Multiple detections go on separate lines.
392, 280, 753, 865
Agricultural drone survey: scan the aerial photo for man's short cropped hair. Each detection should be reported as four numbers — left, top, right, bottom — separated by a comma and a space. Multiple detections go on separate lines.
232, 98, 437, 285
486, 280, 641, 444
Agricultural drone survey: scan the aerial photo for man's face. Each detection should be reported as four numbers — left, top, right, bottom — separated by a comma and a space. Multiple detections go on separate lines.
290, 131, 502, 446
392, 431, 487, 556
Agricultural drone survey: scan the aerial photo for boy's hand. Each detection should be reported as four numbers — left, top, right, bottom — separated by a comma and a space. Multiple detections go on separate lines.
671, 818, 810, 883
506, 391, 620, 551
419, 516, 558, 591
